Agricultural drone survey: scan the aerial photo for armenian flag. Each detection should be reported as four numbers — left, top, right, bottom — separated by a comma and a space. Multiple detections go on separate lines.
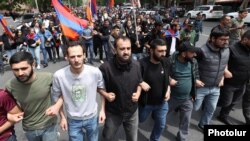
108, 0, 115, 9
0, 15, 14, 38
52, 0, 88, 40
86, 0, 97, 21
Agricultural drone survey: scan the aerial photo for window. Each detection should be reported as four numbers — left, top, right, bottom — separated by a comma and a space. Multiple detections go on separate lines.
213, 6, 223, 11
199, 7, 210, 11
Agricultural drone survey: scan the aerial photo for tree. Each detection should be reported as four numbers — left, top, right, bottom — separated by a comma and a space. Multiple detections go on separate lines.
240, 0, 249, 10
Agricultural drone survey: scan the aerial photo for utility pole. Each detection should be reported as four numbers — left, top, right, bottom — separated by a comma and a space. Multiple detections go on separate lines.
82, 0, 87, 5
35, 0, 39, 13
68, 0, 71, 7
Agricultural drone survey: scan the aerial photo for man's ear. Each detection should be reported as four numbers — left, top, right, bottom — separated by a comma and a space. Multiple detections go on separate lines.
211, 37, 215, 43
65, 56, 68, 61
32, 62, 36, 69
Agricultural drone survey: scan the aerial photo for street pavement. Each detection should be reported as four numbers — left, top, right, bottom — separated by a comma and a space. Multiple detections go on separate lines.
0, 19, 247, 141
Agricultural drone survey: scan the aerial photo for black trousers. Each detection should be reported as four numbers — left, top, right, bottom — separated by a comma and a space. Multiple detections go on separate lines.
243, 82, 250, 124
218, 83, 246, 117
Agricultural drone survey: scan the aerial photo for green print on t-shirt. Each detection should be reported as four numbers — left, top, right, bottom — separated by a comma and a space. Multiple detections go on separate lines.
72, 84, 86, 102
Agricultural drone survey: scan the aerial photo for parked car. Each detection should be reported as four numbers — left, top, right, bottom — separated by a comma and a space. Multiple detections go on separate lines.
184, 5, 224, 20
227, 8, 250, 24
138, 8, 156, 15
176, 7, 186, 17
121, 6, 135, 12
15, 13, 39, 25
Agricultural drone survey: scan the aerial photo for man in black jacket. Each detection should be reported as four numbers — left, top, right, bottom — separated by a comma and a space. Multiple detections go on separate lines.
217, 30, 250, 125
98, 36, 142, 141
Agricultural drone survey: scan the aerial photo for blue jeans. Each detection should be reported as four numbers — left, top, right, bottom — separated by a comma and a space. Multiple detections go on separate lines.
24, 124, 59, 141
139, 101, 169, 141
7, 133, 17, 141
194, 86, 220, 127
29, 46, 41, 66
6, 49, 16, 60
132, 53, 144, 61
102, 41, 111, 61
85, 41, 94, 63
68, 115, 98, 141
40, 47, 48, 64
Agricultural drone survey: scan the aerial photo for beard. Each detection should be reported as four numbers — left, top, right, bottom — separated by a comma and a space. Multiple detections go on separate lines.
152, 53, 164, 62
184, 57, 192, 62
117, 54, 131, 63
16, 69, 34, 83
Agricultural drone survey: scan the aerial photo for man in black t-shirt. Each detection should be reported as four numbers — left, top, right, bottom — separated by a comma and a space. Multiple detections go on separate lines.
139, 39, 170, 141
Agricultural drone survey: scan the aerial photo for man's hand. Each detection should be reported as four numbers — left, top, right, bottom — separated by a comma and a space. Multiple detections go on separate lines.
196, 80, 205, 87
170, 78, 178, 86
164, 91, 170, 101
106, 92, 116, 102
140, 81, 151, 91
132, 92, 140, 102
135, 41, 140, 48
60, 118, 68, 131
218, 77, 224, 87
224, 69, 233, 78
99, 110, 106, 124
45, 105, 60, 116
7, 112, 24, 123
164, 86, 171, 101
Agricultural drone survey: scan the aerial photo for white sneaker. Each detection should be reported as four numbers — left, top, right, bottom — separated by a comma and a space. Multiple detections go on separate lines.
100, 60, 104, 64
37, 65, 41, 70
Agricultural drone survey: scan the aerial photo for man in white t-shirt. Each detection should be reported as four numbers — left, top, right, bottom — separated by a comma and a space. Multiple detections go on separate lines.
50, 41, 105, 141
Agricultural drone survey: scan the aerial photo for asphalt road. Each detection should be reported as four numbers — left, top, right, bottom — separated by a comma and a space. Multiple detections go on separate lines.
0, 19, 247, 141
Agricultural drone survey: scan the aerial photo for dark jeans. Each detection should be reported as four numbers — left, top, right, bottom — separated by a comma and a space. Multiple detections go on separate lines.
102, 41, 112, 61
139, 101, 168, 141
45, 47, 56, 62
94, 44, 103, 60
7, 133, 17, 141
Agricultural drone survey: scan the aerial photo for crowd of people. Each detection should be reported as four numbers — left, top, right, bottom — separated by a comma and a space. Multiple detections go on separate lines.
0, 6, 250, 141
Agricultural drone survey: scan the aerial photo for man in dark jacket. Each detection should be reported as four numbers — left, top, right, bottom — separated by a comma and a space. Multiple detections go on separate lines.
217, 30, 250, 125
98, 36, 142, 141
194, 29, 230, 131
169, 41, 201, 141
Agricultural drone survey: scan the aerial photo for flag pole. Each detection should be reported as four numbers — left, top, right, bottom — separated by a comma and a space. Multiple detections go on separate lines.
131, 1, 139, 44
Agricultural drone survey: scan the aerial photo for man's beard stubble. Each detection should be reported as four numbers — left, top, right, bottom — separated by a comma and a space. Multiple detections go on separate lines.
16, 69, 34, 83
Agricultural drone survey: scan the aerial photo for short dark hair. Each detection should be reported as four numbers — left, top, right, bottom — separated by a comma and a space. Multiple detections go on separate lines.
114, 36, 131, 48
66, 40, 86, 55
150, 39, 166, 50
242, 30, 250, 39
9, 52, 34, 66
170, 22, 179, 29
220, 15, 231, 21
239, 9, 248, 14
112, 25, 120, 30
210, 28, 230, 39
